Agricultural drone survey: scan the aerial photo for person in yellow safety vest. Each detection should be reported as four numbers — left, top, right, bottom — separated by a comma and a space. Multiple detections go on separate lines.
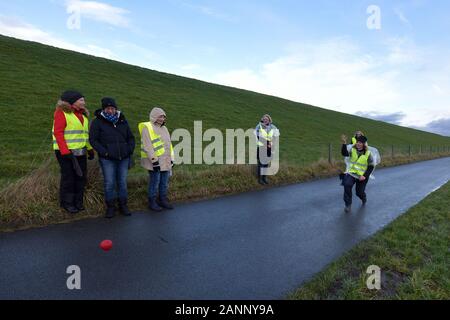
341, 134, 374, 213
53, 90, 95, 214
255, 114, 279, 185
139, 107, 175, 212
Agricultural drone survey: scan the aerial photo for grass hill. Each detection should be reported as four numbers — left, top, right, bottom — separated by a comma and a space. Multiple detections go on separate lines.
1, 34, 449, 230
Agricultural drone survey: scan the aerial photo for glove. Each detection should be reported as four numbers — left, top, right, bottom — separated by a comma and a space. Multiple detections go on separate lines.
171, 160, 174, 168
88, 150, 95, 161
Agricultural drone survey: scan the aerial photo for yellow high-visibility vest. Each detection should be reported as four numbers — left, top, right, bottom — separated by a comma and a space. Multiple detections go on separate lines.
257, 126, 274, 147
349, 148, 371, 176
139, 122, 174, 160
52, 112, 91, 151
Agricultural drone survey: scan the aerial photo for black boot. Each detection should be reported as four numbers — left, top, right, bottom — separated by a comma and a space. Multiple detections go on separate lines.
105, 201, 116, 219
148, 197, 163, 212
159, 197, 174, 210
61, 193, 79, 214
258, 168, 265, 185
74, 191, 85, 211
258, 176, 265, 185
257, 165, 264, 185
118, 198, 132, 216
262, 175, 269, 185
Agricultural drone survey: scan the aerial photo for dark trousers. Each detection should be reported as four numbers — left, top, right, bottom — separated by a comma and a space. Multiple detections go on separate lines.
343, 174, 368, 206
55, 151, 87, 208
257, 146, 272, 176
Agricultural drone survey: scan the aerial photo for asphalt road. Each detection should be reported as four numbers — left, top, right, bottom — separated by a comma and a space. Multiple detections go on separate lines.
1, 157, 449, 300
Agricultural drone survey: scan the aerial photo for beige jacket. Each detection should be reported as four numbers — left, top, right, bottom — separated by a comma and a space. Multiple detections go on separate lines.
140, 107, 173, 172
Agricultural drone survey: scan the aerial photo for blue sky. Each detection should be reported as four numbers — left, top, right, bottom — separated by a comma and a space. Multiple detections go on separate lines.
1, 0, 449, 135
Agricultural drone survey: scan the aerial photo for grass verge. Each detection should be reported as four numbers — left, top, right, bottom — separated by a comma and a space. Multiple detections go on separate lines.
288, 181, 450, 300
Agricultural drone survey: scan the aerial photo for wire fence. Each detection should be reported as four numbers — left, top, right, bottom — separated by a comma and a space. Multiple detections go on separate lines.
2, 140, 450, 177
320, 144, 450, 164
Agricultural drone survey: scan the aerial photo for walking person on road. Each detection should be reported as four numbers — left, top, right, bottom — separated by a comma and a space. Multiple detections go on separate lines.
89, 97, 136, 219
53, 90, 95, 214
341, 134, 375, 213
139, 107, 175, 212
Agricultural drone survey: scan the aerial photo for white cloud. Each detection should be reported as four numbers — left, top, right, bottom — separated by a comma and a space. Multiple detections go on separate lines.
0, 15, 115, 59
432, 84, 444, 95
203, 37, 450, 129
212, 38, 399, 115
355, 111, 407, 125
385, 37, 421, 65
66, 0, 130, 28
414, 118, 450, 137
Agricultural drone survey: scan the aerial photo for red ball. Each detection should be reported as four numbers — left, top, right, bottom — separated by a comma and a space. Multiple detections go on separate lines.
100, 240, 113, 251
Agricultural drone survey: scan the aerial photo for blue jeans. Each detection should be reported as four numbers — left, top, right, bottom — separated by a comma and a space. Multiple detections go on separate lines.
99, 158, 130, 202
148, 170, 170, 199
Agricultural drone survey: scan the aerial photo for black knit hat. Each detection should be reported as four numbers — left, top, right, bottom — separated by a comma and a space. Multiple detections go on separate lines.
101, 97, 117, 109
356, 135, 368, 143
61, 90, 84, 105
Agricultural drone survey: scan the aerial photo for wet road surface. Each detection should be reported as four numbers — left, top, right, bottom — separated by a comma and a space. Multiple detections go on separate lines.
1, 157, 449, 299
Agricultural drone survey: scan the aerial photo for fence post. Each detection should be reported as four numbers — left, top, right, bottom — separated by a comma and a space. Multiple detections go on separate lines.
409, 145, 412, 157
328, 143, 332, 164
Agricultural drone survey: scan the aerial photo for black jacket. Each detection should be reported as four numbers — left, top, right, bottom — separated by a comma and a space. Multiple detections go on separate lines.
89, 109, 136, 160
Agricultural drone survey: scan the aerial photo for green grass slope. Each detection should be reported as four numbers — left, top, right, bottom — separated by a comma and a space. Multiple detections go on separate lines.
1, 34, 450, 186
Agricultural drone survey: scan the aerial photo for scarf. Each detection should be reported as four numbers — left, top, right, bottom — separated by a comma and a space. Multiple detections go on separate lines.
102, 111, 121, 125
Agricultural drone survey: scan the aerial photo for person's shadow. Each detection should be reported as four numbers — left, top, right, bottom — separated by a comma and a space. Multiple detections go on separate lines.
335, 203, 368, 244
